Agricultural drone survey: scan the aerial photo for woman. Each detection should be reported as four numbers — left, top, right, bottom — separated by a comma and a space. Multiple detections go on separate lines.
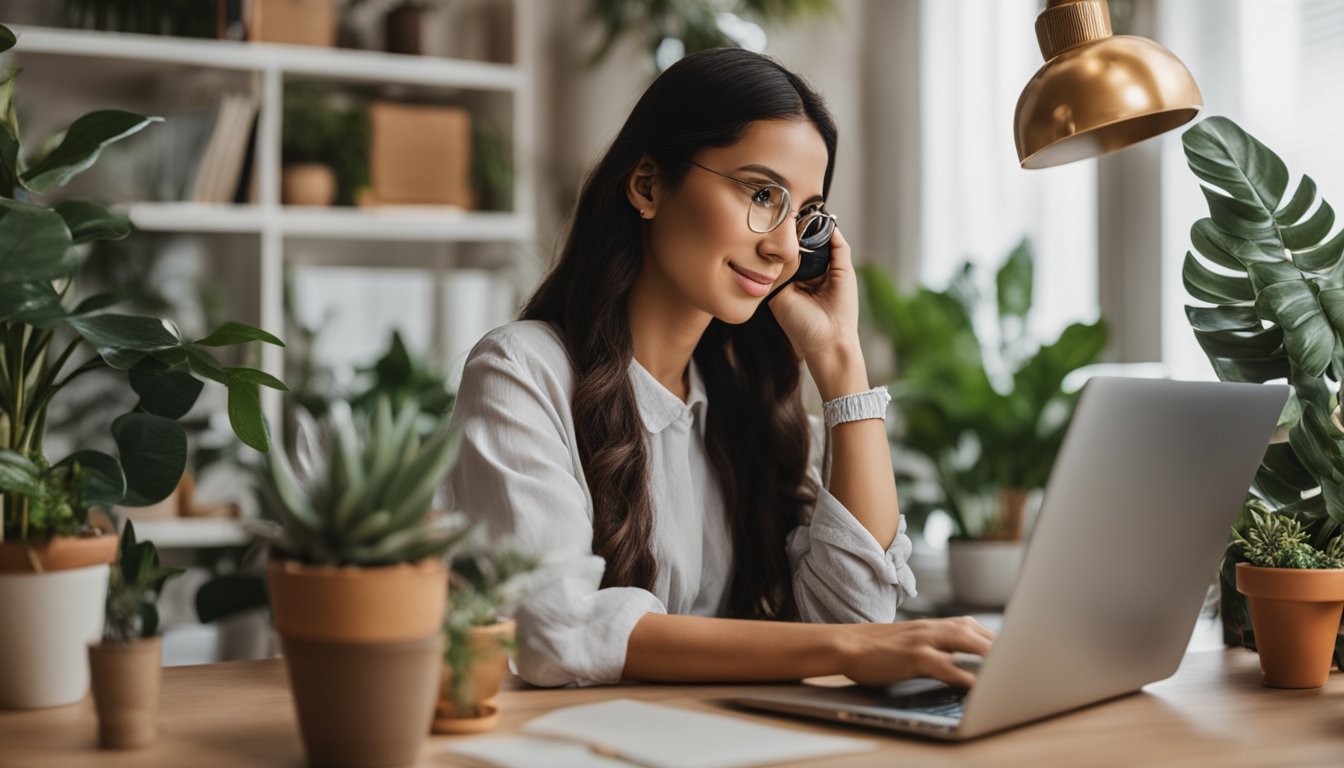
448, 47, 993, 688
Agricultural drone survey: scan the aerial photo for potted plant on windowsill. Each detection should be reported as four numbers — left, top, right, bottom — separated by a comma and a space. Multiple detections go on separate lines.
257, 397, 468, 768
433, 547, 536, 734
1179, 116, 1344, 664
88, 520, 183, 748
1231, 505, 1344, 689
0, 23, 285, 710
860, 240, 1107, 608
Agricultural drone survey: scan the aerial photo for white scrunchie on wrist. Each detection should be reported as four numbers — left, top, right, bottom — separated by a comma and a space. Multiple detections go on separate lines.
823, 385, 891, 429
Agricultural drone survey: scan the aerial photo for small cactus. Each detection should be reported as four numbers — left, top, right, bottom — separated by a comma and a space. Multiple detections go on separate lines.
1232, 503, 1344, 570
263, 397, 468, 566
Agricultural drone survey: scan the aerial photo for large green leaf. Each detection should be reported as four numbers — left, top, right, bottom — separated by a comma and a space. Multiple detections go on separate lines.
226, 367, 289, 391
195, 321, 285, 348
128, 367, 204, 420
66, 314, 181, 350
53, 200, 132, 244
111, 412, 187, 506
20, 110, 162, 192
1182, 251, 1255, 304
227, 379, 270, 452
1183, 115, 1288, 217
55, 450, 126, 508
0, 199, 77, 283
996, 239, 1032, 321
0, 67, 20, 196
0, 281, 59, 322
1255, 280, 1333, 378
0, 449, 42, 496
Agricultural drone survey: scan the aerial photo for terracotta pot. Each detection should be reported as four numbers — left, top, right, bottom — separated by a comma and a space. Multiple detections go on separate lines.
0, 534, 117, 709
268, 558, 446, 768
281, 163, 337, 206
88, 637, 162, 749
432, 619, 515, 734
947, 539, 1026, 609
1236, 562, 1344, 689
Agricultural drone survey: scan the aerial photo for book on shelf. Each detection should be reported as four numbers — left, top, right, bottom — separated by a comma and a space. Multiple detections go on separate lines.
189, 92, 259, 205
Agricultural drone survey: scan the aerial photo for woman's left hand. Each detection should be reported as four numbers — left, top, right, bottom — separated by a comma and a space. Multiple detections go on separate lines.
768, 227, 862, 364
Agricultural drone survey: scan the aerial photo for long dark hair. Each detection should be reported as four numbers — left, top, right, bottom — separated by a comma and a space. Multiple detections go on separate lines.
522, 48, 838, 620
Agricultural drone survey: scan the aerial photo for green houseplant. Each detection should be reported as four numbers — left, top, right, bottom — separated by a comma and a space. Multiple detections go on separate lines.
433, 547, 536, 734
259, 397, 468, 768
1179, 116, 1344, 665
87, 520, 183, 749
1230, 505, 1344, 689
0, 23, 285, 709
860, 240, 1107, 606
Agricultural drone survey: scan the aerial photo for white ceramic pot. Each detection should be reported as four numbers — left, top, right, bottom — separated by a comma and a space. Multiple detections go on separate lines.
947, 539, 1026, 609
0, 564, 111, 708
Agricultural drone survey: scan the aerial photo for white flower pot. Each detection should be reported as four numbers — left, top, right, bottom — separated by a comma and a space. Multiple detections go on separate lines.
0, 564, 111, 708
947, 539, 1026, 609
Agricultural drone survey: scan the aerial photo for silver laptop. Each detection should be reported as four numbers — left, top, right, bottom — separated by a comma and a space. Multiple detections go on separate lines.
736, 377, 1288, 740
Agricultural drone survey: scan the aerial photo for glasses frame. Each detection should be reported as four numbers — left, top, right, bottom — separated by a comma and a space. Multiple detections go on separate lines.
686, 161, 836, 252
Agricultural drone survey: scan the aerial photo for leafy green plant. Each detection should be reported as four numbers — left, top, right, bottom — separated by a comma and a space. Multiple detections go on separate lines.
860, 240, 1108, 539
282, 82, 369, 207
586, 0, 837, 69
0, 24, 287, 545
442, 547, 536, 717
261, 397, 467, 566
1179, 116, 1344, 656
103, 520, 184, 643
1232, 504, 1344, 570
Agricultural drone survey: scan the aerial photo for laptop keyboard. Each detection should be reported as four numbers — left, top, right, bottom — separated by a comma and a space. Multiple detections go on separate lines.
885, 686, 968, 720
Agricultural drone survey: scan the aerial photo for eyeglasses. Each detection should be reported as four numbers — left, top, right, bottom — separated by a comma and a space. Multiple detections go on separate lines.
687, 161, 836, 252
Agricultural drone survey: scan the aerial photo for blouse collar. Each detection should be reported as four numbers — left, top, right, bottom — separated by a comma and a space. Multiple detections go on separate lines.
628, 355, 708, 439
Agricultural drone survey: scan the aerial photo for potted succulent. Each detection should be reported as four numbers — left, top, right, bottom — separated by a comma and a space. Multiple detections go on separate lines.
88, 520, 183, 748
1231, 505, 1344, 689
0, 23, 285, 709
860, 240, 1107, 608
259, 397, 468, 768
1179, 116, 1344, 663
433, 547, 536, 734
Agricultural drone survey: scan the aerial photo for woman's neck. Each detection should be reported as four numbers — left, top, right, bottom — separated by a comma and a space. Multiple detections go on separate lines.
627, 263, 712, 402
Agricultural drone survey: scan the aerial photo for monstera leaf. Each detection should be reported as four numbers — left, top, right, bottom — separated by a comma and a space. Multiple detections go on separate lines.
1182, 116, 1344, 534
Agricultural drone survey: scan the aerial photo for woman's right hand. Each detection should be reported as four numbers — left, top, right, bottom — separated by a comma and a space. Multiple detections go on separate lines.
834, 616, 997, 690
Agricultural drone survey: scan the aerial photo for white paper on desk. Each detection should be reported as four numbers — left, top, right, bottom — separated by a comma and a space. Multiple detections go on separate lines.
442, 735, 635, 768
518, 698, 877, 768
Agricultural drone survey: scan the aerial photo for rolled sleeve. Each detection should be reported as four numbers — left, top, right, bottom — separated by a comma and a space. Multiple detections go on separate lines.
786, 416, 917, 624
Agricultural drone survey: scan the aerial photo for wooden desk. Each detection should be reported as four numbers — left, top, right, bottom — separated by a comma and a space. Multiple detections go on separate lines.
1, 648, 1340, 767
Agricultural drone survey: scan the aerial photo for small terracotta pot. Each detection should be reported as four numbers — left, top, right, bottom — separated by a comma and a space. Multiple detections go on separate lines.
432, 619, 515, 734
281, 163, 337, 206
88, 637, 162, 749
269, 558, 446, 768
1236, 562, 1344, 689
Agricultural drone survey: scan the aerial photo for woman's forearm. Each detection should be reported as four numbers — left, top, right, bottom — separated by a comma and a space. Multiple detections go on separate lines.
808, 342, 901, 549
623, 613, 845, 682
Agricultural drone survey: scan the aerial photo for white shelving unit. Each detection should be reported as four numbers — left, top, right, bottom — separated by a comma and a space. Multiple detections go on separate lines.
5, 6, 538, 435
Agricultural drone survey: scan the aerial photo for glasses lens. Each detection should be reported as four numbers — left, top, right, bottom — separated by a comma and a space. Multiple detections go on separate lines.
748, 185, 790, 232
797, 210, 835, 250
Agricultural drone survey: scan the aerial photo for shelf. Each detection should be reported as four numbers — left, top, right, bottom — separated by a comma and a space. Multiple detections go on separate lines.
7, 25, 522, 91
123, 518, 250, 549
122, 202, 533, 242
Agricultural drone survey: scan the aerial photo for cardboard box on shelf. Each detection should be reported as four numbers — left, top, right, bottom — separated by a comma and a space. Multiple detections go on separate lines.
366, 101, 474, 209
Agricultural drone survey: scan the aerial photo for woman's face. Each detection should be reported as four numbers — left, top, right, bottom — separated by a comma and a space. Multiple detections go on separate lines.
635, 119, 830, 325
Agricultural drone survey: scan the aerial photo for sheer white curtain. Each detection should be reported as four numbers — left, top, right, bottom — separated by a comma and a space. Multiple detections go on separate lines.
918, 0, 1099, 346
1160, 0, 1344, 379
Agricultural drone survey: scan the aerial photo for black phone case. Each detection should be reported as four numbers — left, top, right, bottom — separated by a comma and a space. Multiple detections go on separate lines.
766, 241, 831, 301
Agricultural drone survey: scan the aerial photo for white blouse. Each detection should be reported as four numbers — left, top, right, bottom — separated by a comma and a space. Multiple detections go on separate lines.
446, 320, 917, 687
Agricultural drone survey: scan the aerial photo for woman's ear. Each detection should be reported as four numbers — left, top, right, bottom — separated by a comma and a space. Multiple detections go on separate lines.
625, 154, 661, 220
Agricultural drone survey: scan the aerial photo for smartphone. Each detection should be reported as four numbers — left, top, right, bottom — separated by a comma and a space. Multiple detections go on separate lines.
766, 215, 833, 301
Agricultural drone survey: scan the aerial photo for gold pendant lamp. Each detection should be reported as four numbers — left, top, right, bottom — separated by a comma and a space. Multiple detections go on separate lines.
1014, 0, 1203, 169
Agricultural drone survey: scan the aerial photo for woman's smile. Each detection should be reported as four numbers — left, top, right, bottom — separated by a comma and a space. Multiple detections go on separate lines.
728, 261, 778, 298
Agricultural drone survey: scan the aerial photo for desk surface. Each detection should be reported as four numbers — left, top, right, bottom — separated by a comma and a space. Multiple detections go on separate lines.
1, 648, 1340, 767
